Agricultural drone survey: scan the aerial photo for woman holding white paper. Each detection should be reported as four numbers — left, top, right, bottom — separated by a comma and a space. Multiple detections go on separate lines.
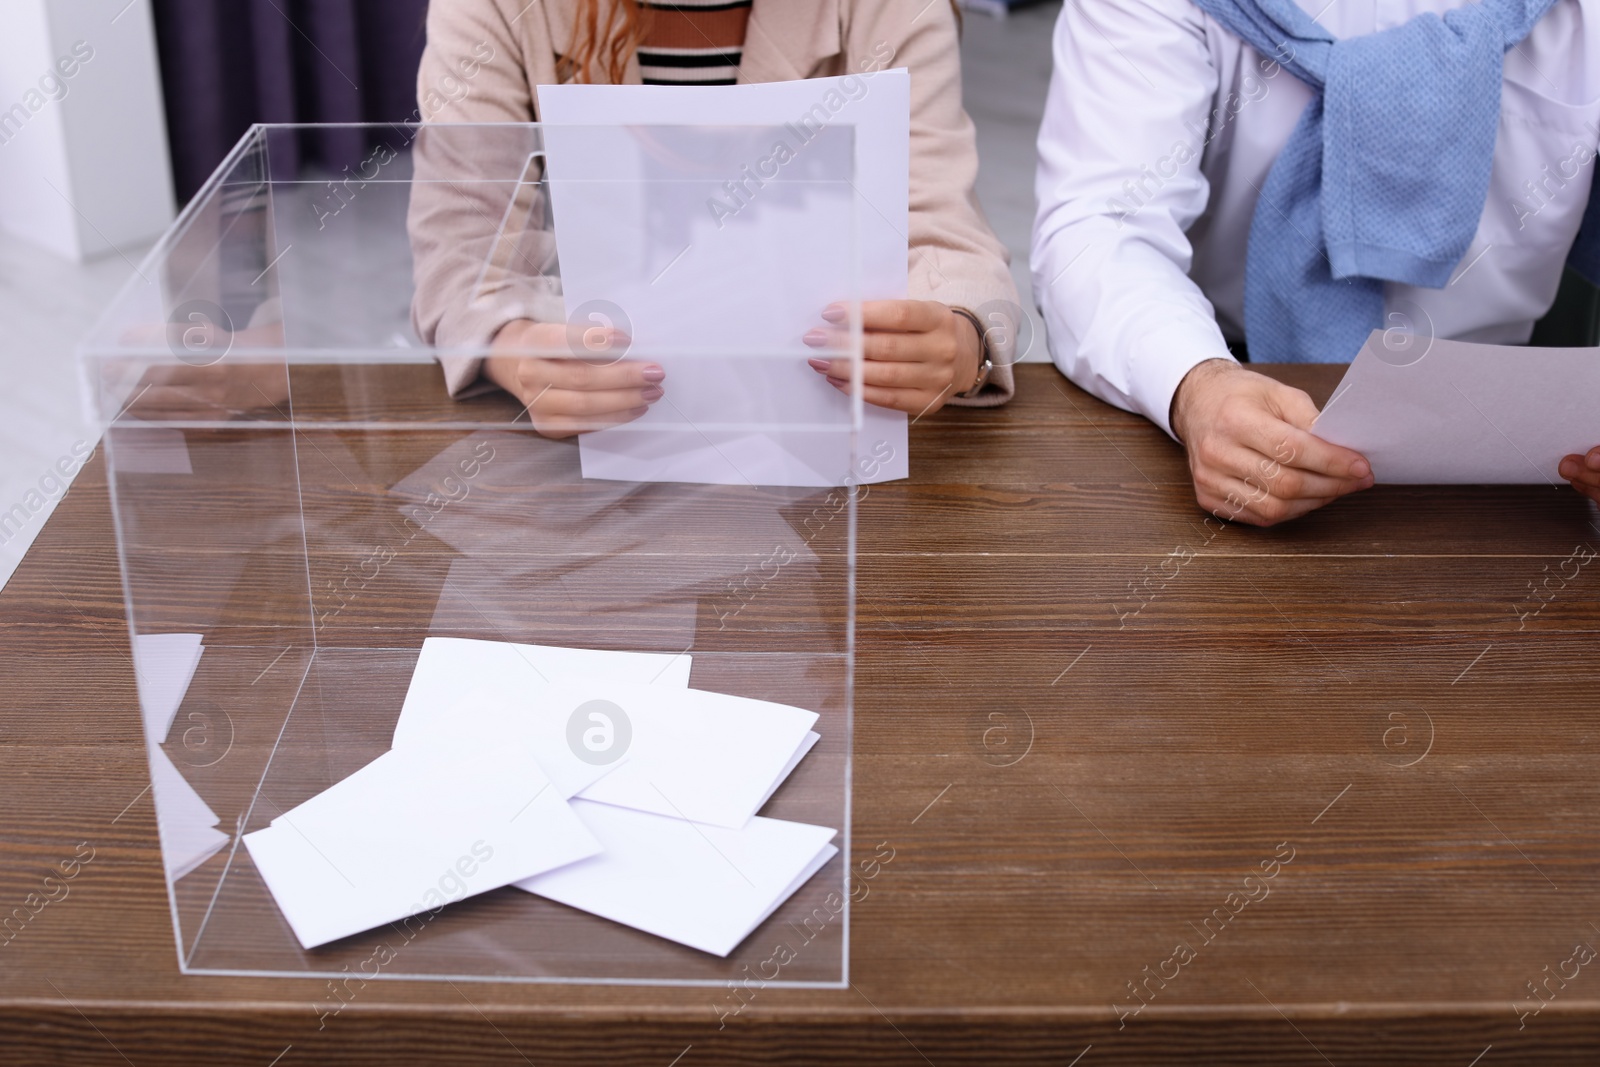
410, 0, 1021, 436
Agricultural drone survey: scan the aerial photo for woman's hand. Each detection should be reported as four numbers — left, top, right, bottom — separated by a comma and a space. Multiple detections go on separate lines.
802, 300, 982, 417
483, 319, 664, 439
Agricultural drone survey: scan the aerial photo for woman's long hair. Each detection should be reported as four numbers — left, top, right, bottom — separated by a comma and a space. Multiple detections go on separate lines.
559, 0, 653, 85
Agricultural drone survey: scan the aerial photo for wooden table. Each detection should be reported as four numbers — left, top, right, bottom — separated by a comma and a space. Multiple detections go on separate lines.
3, 363, 1598, 1064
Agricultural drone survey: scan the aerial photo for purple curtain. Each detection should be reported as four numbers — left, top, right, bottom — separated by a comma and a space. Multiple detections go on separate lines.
151, 0, 431, 201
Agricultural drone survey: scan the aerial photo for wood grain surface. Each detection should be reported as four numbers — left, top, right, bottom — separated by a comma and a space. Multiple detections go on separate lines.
2, 363, 1598, 1065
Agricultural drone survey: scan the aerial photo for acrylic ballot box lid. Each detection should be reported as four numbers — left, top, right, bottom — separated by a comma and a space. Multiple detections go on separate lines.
78, 123, 862, 987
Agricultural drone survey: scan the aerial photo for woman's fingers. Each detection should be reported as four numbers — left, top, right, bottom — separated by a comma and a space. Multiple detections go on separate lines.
810, 358, 956, 416
531, 406, 651, 439
803, 299, 972, 418
495, 320, 634, 361
806, 355, 943, 391
817, 374, 923, 413
530, 385, 662, 418
804, 322, 957, 364
482, 341, 665, 439
533, 356, 663, 392
822, 300, 948, 334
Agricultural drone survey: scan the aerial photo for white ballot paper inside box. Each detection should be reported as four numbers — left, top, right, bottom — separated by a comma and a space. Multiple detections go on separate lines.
397, 673, 818, 830
133, 632, 203, 744
250, 740, 601, 949
517, 800, 839, 958
392, 637, 691, 799
1313, 331, 1600, 484
537, 74, 912, 488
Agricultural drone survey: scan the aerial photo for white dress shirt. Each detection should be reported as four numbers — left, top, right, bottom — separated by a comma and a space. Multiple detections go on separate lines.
1032, 0, 1600, 437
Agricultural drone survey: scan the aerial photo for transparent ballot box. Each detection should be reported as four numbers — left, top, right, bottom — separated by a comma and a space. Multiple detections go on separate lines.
80, 123, 862, 986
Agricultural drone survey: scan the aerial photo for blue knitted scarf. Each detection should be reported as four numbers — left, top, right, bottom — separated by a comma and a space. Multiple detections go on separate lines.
1189, 0, 1600, 361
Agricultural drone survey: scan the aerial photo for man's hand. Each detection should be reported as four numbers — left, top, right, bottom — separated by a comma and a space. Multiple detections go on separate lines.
483, 319, 663, 439
802, 300, 982, 417
1559, 447, 1600, 505
1171, 358, 1374, 527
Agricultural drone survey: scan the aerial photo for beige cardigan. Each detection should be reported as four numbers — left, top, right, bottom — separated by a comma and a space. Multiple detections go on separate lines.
410, 0, 1018, 405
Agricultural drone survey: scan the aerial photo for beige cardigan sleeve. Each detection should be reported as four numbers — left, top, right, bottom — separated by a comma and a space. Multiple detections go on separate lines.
408, 0, 559, 396
840, 0, 1020, 406
410, 0, 1020, 405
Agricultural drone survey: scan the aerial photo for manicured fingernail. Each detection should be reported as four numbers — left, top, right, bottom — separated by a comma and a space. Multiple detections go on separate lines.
1351, 459, 1371, 479
803, 329, 829, 347
820, 304, 847, 324
641, 386, 663, 402
826, 376, 849, 389
1586, 449, 1600, 470
641, 364, 665, 383
807, 357, 830, 373
628, 406, 649, 418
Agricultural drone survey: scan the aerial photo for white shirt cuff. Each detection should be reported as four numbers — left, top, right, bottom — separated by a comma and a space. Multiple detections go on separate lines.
1126, 318, 1236, 440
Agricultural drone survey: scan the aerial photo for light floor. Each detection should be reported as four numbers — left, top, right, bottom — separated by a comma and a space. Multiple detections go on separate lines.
0, 0, 1062, 592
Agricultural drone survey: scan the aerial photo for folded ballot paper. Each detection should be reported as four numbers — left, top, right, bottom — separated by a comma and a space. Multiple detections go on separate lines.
150, 744, 230, 881
133, 632, 204, 744
133, 633, 230, 879
519, 801, 838, 957
245, 637, 837, 954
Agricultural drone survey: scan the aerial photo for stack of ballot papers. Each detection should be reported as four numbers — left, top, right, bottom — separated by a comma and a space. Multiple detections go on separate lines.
134, 633, 231, 879
244, 637, 837, 956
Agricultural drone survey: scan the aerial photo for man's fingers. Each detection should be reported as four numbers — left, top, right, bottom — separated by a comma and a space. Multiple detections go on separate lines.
1241, 419, 1372, 483
1200, 474, 1337, 527
1559, 450, 1600, 488
1266, 382, 1322, 432
1558, 457, 1600, 487
1209, 442, 1371, 501
1561, 456, 1600, 504
1177, 365, 1372, 527
1252, 383, 1373, 480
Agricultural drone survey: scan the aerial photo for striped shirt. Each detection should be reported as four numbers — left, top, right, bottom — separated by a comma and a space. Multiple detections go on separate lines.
637, 0, 752, 86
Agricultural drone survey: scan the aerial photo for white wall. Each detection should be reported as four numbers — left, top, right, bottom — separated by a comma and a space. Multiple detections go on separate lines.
0, 0, 174, 261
